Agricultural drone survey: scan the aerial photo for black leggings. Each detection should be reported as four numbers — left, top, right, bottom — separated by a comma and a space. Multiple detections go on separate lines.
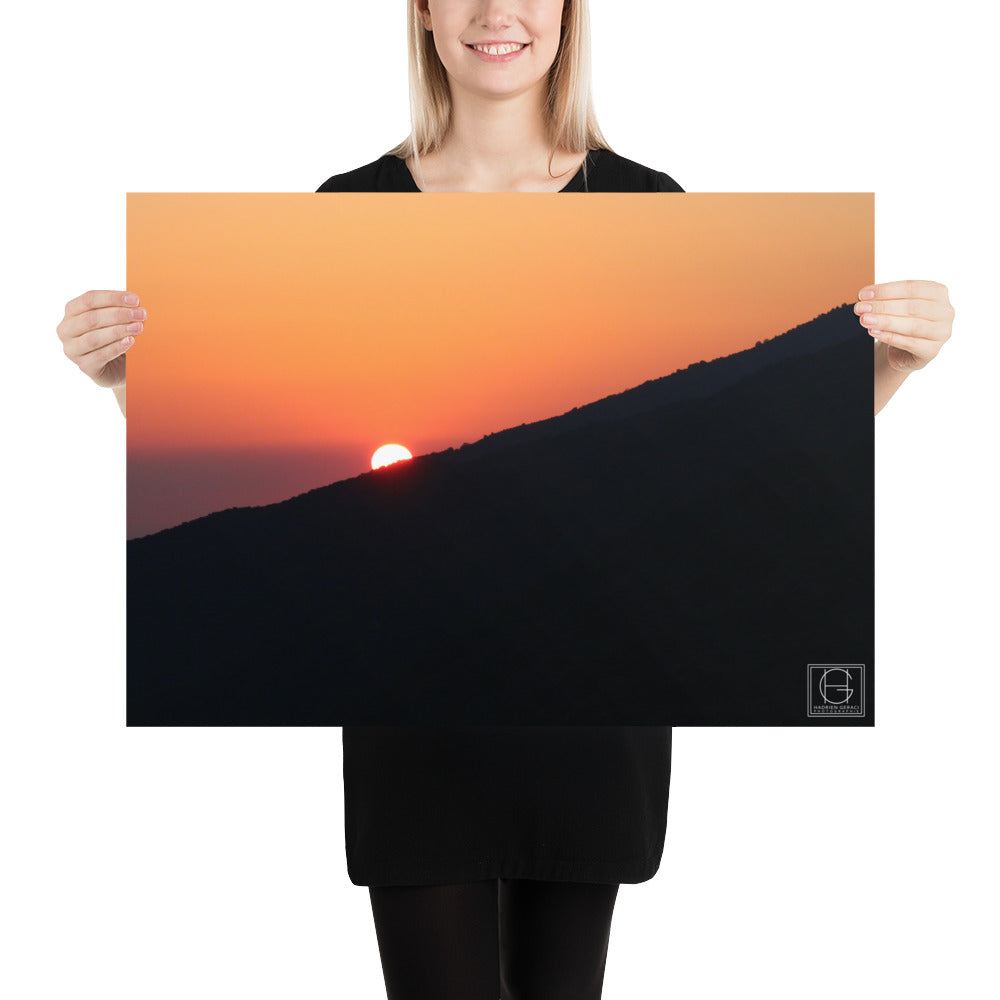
368, 878, 620, 1000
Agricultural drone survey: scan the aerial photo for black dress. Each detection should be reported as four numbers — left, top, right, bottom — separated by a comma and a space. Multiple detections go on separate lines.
316, 148, 684, 887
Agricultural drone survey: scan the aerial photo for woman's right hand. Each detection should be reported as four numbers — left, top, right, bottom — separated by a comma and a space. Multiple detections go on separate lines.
56, 290, 145, 389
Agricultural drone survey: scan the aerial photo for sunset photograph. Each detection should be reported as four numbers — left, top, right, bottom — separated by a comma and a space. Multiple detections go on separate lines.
126, 192, 874, 726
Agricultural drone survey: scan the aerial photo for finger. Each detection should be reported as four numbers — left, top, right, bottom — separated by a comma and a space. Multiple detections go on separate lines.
63, 290, 140, 318
858, 279, 948, 302
78, 333, 135, 377
854, 297, 952, 322
867, 326, 935, 356
59, 304, 146, 351
856, 313, 942, 340
66, 319, 144, 360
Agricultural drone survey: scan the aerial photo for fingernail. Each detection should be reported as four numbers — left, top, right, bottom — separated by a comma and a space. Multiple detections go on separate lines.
123, 292, 139, 306
859, 287, 875, 300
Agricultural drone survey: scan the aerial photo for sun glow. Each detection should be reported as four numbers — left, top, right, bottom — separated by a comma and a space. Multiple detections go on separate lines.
371, 443, 413, 470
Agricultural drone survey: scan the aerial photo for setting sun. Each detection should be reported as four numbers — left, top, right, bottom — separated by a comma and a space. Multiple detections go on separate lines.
371, 443, 413, 469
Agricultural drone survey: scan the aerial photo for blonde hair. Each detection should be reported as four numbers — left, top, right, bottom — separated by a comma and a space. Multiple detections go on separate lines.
384, 0, 613, 189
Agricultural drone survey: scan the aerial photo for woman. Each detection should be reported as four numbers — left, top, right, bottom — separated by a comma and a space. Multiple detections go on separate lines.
56, 2, 953, 997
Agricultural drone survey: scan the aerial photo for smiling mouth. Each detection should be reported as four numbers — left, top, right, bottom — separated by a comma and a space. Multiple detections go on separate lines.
466, 42, 530, 55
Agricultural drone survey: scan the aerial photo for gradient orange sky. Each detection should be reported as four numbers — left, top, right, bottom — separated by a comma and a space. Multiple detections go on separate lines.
126, 193, 871, 535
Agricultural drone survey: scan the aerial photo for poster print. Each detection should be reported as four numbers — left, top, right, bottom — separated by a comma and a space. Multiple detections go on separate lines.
126, 192, 873, 725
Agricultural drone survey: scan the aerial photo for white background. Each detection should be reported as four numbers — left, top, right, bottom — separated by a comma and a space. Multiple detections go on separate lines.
3, 1, 997, 997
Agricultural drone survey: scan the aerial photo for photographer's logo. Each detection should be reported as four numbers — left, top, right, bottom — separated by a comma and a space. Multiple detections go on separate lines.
808, 664, 865, 717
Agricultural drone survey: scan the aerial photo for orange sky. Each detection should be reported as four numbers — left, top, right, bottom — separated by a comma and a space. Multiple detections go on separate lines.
128, 192, 871, 450
126, 193, 870, 535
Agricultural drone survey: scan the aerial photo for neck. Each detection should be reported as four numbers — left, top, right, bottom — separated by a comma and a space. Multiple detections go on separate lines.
435, 81, 555, 182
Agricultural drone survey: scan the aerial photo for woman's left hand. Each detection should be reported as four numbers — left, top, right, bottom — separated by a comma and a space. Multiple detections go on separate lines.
855, 279, 954, 372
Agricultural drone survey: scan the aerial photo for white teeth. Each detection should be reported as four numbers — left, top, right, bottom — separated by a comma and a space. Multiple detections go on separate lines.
471, 43, 526, 55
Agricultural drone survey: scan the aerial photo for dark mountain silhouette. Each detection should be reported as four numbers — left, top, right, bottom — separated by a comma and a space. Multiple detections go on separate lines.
127, 302, 873, 726
434, 301, 864, 462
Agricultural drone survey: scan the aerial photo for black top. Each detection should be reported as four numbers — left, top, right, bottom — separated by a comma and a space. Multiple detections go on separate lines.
317, 146, 683, 195
317, 148, 684, 886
